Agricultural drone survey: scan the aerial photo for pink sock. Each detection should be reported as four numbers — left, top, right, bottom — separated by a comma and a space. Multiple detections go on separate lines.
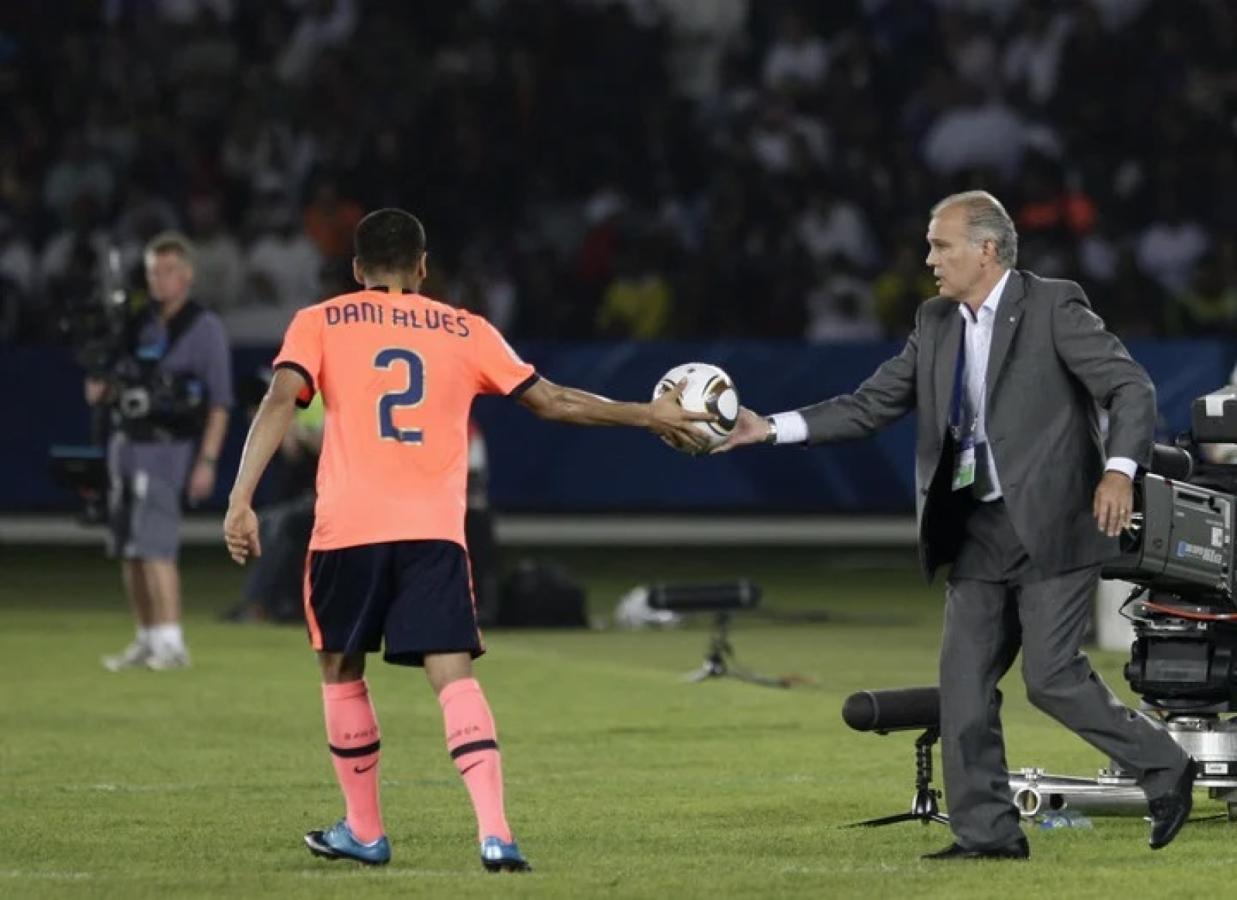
439, 678, 512, 842
322, 680, 384, 843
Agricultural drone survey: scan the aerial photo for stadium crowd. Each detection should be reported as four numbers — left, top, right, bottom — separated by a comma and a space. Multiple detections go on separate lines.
1, 0, 1235, 346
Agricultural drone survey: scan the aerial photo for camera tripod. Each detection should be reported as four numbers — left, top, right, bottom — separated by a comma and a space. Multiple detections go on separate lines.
849, 727, 949, 827
682, 611, 790, 688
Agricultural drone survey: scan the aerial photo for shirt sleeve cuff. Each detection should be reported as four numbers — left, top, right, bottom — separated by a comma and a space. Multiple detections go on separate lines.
1105, 457, 1138, 480
771, 411, 809, 445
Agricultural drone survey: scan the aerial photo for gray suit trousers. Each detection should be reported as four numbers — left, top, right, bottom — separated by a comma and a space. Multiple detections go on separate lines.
940, 500, 1188, 850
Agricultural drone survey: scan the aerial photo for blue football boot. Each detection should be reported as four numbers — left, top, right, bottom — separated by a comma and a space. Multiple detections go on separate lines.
480, 835, 531, 873
304, 819, 391, 865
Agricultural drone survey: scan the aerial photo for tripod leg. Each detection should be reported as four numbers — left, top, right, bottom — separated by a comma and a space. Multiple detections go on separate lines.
848, 812, 920, 828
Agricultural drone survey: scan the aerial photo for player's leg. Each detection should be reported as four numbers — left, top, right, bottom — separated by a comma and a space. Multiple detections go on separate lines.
386, 540, 529, 872
426, 652, 529, 872
303, 546, 392, 865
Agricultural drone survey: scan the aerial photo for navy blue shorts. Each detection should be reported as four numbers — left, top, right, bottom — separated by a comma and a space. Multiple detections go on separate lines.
303, 540, 483, 667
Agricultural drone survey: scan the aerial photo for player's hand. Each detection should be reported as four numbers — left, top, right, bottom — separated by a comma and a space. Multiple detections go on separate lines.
1093, 470, 1134, 537
223, 503, 261, 565
712, 407, 768, 453
649, 378, 716, 452
187, 459, 217, 504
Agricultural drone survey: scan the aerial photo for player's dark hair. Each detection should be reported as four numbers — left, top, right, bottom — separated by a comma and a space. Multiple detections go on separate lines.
354, 208, 427, 272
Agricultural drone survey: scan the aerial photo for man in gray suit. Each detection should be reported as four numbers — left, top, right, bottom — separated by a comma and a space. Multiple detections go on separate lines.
719, 190, 1195, 859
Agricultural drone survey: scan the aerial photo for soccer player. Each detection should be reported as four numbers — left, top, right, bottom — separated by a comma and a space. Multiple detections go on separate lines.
224, 208, 710, 872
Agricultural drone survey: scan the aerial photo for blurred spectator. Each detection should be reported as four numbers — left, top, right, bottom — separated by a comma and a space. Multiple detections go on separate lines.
1167, 245, 1237, 337
42, 131, 115, 224
114, 181, 181, 259
1136, 187, 1209, 297
275, 0, 358, 86
453, 246, 519, 334
921, 84, 1031, 178
221, 205, 321, 344
186, 193, 244, 311
596, 239, 674, 339
762, 10, 829, 94
1014, 157, 1096, 238
0, 212, 36, 311
796, 189, 878, 271
1002, 5, 1072, 106
872, 243, 936, 338
5, 0, 1233, 345
804, 257, 881, 343
302, 176, 364, 263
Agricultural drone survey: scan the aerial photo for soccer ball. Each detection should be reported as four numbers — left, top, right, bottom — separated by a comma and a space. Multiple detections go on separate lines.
652, 362, 740, 453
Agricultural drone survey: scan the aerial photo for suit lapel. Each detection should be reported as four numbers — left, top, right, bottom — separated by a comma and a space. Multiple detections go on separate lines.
984, 270, 1026, 404
934, 309, 962, 439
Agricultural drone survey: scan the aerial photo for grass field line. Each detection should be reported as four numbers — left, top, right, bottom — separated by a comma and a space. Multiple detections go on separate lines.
295, 869, 485, 880
0, 870, 93, 881
6, 777, 457, 796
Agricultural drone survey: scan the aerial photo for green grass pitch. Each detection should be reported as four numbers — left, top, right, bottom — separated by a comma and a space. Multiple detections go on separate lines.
2, 543, 1236, 899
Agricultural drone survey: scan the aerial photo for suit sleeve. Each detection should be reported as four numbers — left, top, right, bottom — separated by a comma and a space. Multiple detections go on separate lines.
798, 305, 921, 444
272, 308, 322, 409
1050, 284, 1156, 467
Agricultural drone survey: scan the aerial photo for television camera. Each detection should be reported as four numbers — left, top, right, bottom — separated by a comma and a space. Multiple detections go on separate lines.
1096, 386, 1237, 816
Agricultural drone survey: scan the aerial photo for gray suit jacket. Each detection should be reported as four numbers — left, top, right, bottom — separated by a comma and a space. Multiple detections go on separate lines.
799, 269, 1156, 579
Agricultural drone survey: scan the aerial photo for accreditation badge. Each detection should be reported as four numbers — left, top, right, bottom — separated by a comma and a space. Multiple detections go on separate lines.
952, 434, 977, 491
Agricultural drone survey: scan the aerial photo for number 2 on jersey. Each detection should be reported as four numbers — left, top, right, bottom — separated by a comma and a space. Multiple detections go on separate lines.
375, 348, 425, 443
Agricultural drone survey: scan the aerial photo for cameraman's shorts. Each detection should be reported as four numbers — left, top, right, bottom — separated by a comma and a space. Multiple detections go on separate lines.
107, 437, 192, 561
303, 539, 483, 667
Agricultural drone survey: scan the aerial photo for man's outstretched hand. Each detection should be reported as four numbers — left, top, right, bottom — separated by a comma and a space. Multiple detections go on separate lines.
712, 407, 769, 453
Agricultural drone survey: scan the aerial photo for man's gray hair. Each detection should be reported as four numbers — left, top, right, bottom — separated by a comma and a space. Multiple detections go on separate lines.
931, 190, 1018, 268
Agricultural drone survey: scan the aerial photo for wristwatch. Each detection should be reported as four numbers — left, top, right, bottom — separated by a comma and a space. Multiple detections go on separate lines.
763, 416, 778, 445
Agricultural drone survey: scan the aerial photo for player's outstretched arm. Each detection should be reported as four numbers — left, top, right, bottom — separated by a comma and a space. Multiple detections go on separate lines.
224, 368, 304, 565
518, 377, 715, 451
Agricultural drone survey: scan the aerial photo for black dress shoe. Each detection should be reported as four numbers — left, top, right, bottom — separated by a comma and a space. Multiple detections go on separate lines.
1148, 761, 1195, 850
922, 837, 1029, 861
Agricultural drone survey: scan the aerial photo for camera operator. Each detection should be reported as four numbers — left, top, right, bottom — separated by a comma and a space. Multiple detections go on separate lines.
88, 232, 233, 671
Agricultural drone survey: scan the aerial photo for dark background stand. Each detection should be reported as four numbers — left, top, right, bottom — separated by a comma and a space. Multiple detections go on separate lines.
849, 727, 949, 827
683, 611, 789, 689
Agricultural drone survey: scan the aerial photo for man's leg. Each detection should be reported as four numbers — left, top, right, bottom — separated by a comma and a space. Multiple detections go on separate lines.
123, 559, 156, 626
303, 545, 392, 864
102, 559, 157, 670
143, 559, 189, 666
1017, 567, 1190, 797
313, 652, 386, 846
938, 578, 1024, 850
426, 652, 516, 843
